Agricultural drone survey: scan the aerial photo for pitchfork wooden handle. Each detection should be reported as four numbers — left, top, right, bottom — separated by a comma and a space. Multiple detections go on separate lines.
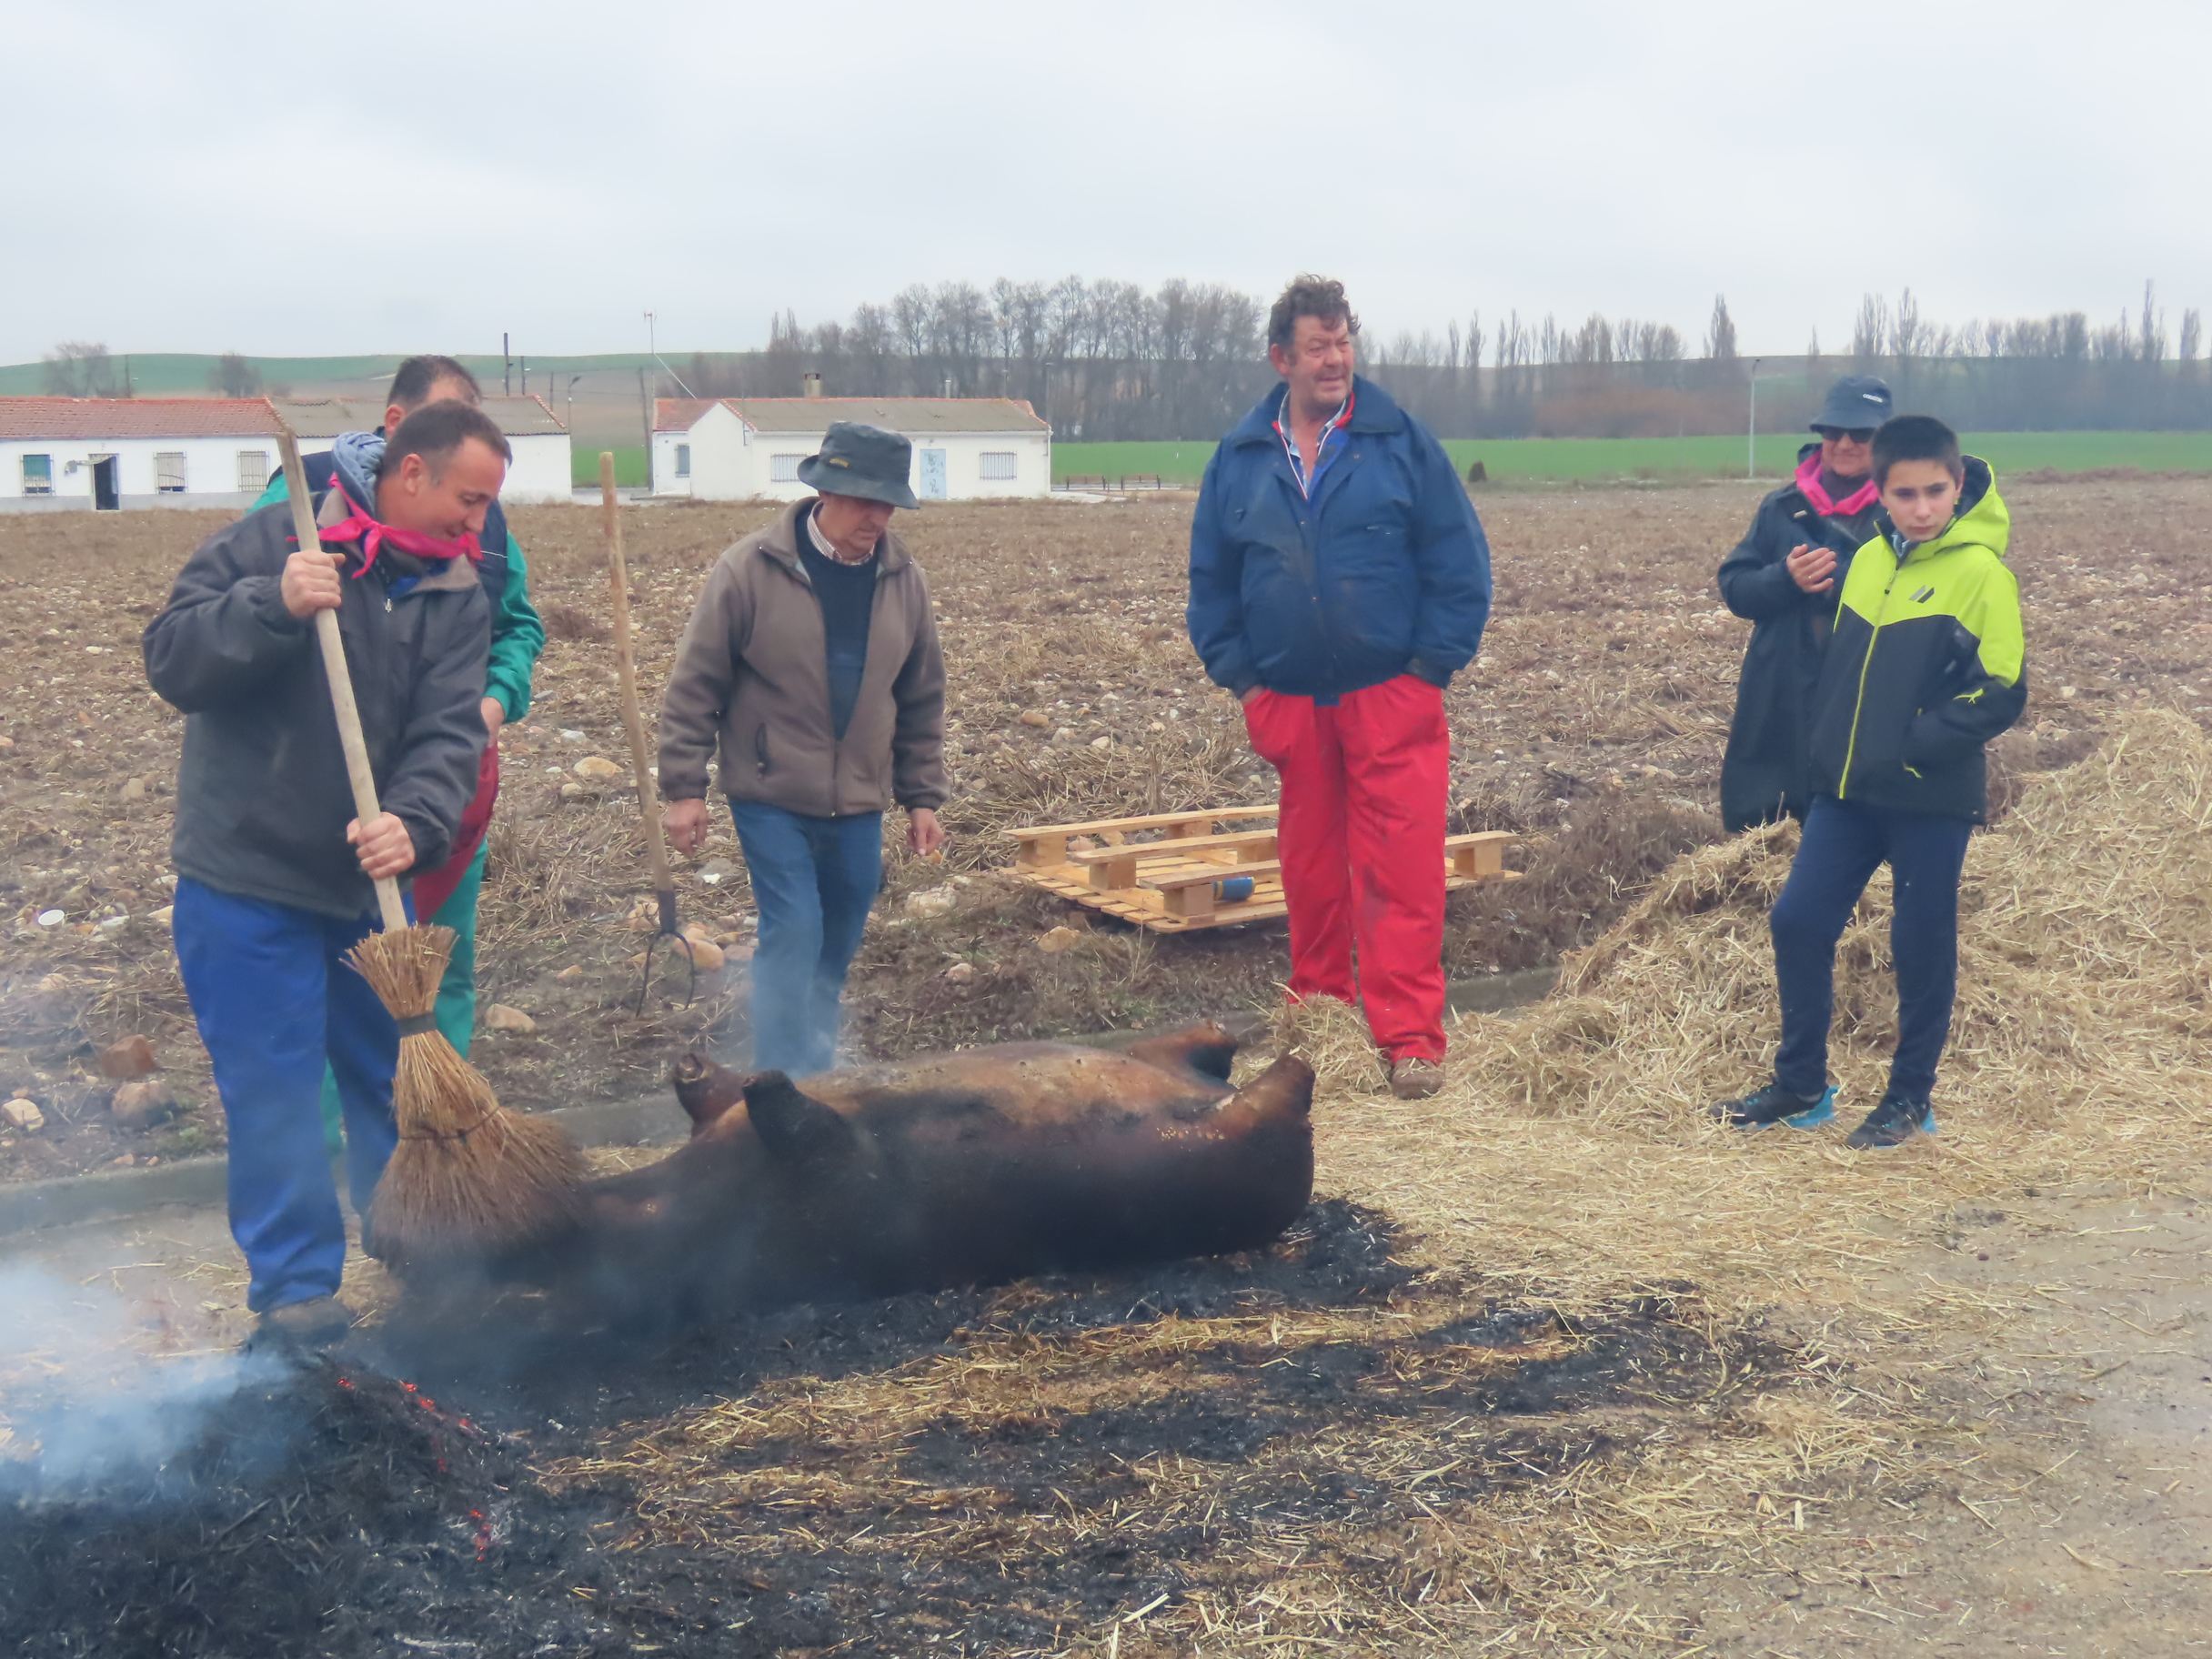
277, 428, 409, 934
601, 451, 676, 894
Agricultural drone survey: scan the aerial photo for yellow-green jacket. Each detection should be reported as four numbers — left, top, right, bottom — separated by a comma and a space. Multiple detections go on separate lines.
1805, 457, 2025, 821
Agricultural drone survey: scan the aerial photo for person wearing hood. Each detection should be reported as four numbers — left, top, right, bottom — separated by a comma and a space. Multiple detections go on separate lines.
145, 401, 505, 1346
254, 355, 544, 1148
1715, 375, 1894, 830
1713, 416, 2025, 1151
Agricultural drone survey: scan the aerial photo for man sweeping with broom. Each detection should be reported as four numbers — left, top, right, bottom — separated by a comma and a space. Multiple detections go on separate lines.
146, 402, 508, 1348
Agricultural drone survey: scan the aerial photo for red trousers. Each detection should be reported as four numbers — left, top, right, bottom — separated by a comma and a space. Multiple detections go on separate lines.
1244, 676, 1450, 1061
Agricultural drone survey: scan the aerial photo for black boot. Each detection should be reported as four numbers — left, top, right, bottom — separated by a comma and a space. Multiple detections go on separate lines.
1845, 1091, 1936, 1149
1710, 1081, 1835, 1130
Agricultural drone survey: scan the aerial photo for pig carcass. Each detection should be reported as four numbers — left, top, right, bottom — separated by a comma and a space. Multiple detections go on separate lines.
450, 1021, 1313, 1320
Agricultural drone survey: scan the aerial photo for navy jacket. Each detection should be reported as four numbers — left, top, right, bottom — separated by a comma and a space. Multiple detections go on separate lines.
1715, 444, 1879, 830
1188, 377, 1491, 701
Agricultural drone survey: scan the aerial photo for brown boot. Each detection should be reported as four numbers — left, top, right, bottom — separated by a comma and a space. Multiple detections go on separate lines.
1388, 1057, 1444, 1101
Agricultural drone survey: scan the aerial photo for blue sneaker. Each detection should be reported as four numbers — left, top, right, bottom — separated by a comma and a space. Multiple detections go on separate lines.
1845, 1091, 1937, 1149
1711, 1081, 1835, 1131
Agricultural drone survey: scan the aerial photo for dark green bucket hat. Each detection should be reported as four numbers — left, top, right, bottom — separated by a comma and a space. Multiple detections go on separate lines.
796, 421, 920, 509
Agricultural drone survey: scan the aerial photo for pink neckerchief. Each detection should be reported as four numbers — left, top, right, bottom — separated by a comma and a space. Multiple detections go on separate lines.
317, 485, 484, 579
1795, 451, 1878, 518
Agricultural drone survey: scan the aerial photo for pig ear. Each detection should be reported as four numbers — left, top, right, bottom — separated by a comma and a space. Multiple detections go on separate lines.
742, 1072, 860, 1169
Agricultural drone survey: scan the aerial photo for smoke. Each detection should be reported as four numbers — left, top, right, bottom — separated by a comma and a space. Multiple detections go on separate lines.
0, 1263, 286, 1497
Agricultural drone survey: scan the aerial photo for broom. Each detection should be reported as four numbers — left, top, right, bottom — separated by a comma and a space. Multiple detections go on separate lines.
273, 429, 586, 1266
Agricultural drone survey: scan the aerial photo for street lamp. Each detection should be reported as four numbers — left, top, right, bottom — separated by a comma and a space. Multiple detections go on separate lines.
1745, 357, 1792, 479
565, 373, 583, 434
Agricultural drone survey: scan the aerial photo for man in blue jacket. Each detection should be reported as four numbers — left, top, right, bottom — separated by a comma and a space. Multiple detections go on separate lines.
1188, 275, 1492, 1098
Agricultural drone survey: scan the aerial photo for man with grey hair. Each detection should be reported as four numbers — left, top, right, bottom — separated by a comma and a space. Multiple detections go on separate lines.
659, 421, 949, 1078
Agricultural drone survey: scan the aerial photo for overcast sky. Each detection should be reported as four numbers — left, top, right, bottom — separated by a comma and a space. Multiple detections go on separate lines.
8, 0, 2209, 365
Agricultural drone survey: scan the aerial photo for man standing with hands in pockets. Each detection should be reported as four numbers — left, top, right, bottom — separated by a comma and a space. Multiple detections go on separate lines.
1187, 275, 1492, 1100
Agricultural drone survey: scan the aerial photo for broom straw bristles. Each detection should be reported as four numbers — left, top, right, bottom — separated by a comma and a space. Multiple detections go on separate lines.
349, 921, 588, 1261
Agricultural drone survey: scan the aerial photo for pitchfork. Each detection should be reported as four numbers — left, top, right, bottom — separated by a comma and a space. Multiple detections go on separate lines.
600, 451, 697, 1014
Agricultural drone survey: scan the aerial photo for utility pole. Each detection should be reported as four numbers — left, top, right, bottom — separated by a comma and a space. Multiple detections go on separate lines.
519, 355, 528, 397
1746, 356, 1764, 479
503, 331, 512, 396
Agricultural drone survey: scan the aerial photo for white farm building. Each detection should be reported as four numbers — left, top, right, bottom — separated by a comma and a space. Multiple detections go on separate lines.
271, 395, 573, 503
0, 397, 284, 511
652, 395, 1051, 502
0, 393, 572, 512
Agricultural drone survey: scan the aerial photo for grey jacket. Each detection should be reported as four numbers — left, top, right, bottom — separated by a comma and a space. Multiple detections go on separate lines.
143, 493, 490, 918
659, 499, 948, 817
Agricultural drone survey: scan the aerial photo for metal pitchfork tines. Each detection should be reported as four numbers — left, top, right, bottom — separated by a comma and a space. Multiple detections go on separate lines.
636, 889, 699, 1015
601, 451, 698, 1018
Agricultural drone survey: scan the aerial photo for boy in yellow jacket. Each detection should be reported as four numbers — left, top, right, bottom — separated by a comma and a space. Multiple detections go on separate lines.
1714, 416, 2025, 1148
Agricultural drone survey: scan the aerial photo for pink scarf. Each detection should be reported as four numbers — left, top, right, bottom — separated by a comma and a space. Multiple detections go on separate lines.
1795, 452, 1878, 518
318, 485, 483, 579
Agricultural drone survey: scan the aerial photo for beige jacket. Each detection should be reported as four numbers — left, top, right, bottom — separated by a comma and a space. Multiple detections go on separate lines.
659, 499, 948, 817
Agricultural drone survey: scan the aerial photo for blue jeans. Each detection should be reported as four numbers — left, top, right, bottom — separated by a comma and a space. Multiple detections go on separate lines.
1771, 798, 1974, 1101
173, 877, 401, 1312
730, 802, 884, 1077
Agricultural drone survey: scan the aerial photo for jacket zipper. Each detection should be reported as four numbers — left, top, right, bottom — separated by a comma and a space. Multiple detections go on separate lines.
1836, 553, 1907, 799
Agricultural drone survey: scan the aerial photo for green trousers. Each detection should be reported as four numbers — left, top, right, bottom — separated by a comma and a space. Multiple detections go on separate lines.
320, 839, 486, 1152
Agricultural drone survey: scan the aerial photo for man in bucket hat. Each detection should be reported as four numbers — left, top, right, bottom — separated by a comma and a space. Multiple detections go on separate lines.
659, 421, 948, 1076
1716, 374, 1895, 830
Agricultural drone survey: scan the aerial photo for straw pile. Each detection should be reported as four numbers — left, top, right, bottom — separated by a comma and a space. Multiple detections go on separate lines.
1310, 709, 2212, 1320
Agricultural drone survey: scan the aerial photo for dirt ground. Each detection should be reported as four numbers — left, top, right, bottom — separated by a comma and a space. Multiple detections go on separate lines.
2, 477, 2202, 1182
1, 1126, 2201, 1656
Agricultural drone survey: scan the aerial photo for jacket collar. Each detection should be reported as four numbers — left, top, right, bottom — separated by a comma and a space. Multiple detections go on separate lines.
759, 497, 910, 575
1227, 373, 1403, 447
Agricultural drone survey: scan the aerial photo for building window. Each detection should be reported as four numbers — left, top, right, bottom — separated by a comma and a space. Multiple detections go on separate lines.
21, 455, 53, 495
674, 443, 690, 478
155, 452, 187, 493
769, 453, 804, 483
236, 449, 269, 493
979, 451, 1018, 481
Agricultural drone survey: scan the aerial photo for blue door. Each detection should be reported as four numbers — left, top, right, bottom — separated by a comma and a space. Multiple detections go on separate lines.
920, 447, 948, 500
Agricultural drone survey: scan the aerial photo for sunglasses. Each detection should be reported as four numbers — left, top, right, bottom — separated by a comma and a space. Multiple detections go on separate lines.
1815, 427, 1877, 444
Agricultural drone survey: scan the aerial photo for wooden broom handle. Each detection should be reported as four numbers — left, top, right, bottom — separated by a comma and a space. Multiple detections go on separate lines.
601, 452, 676, 894
276, 429, 409, 934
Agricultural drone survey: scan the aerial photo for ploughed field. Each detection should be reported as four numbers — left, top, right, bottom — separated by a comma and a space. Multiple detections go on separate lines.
1, 479, 2206, 1181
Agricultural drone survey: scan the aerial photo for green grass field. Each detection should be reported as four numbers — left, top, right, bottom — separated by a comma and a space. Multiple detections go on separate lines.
1054, 431, 2212, 488
576, 446, 649, 488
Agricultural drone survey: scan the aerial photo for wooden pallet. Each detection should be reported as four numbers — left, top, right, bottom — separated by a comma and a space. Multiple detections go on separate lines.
1005, 808, 1519, 933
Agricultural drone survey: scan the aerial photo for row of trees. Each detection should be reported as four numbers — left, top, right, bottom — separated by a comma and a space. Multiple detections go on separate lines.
41, 280, 2212, 438
678, 279, 2212, 439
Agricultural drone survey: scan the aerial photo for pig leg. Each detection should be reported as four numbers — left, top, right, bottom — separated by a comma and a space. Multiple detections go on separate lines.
1120, 1020, 1242, 1083
673, 1051, 751, 1135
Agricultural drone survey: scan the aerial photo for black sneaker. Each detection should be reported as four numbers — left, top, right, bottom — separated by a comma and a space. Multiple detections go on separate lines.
1711, 1081, 1835, 1130
1845, 1091, 1936, 1150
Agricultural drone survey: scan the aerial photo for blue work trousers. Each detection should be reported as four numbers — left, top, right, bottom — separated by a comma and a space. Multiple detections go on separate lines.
1771, 798, 1974, 1101
173, 877, 400, 1312
730, 802, 885, 1078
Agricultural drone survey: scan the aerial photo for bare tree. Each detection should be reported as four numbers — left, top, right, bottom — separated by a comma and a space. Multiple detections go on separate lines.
1704, 296, 1737, 361
1851, 294, 1889, 365
208, 351, 261, 397
42, 340, 121, 397
2179, 308, 2202, 380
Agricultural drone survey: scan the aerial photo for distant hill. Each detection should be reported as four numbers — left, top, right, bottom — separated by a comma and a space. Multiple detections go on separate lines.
0, 351, 663, 397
